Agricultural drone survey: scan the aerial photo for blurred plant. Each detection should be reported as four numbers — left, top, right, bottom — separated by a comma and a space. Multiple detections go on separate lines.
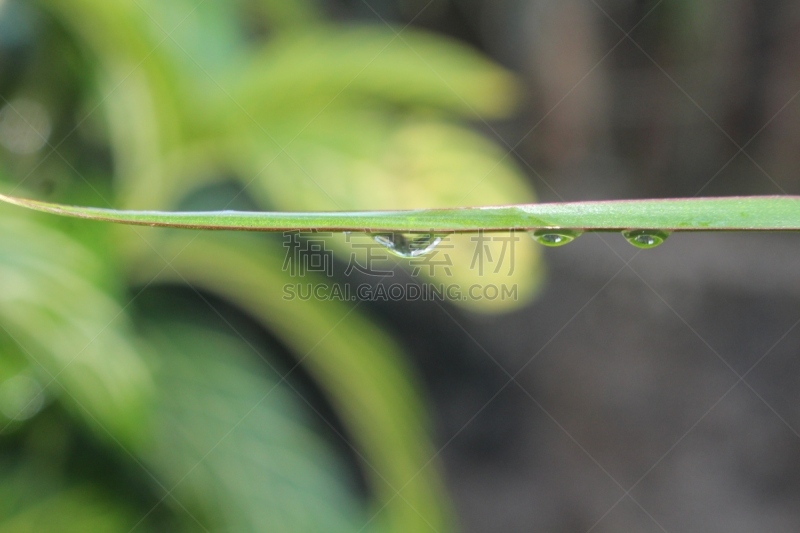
0, 0, 541, 531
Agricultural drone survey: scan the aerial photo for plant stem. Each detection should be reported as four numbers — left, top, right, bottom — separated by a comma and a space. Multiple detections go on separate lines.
2, 193, 799, 232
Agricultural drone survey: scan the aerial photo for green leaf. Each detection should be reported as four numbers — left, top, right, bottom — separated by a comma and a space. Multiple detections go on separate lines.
128, 233, 454, 533
135, 0, 245, 77
0, 462, 139, 533
34, 0, 194, 204
139, 319, 368, 533
227, 25, 520, 122
0, 487, 135, 533
242, 0, 321, 28
0, 206, 153, 445
3, 193, 800, 231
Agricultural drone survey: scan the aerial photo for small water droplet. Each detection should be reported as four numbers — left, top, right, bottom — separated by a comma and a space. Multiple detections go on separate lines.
372, 233, 442, 258
623, 230, 670, 249
530, 229, 582, 247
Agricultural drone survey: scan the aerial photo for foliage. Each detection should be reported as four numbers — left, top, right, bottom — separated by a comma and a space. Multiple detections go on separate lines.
0, 0, 542, 531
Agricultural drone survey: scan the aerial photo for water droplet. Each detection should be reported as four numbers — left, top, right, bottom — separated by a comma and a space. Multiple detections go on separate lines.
530, 229, 582, 247
623, 230, 670, 249
372, 233, 442, 258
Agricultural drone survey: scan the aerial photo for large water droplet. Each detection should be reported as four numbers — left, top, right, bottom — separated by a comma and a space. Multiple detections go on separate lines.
623, 230, 669, 249
372, 233, 442, 258
530, 229, 582, 247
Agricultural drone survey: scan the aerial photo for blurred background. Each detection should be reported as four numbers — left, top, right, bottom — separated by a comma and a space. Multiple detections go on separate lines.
1, 0, 800, 532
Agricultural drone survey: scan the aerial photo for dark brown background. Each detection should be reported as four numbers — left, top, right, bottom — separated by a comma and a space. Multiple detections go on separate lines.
334, 1, 800, 531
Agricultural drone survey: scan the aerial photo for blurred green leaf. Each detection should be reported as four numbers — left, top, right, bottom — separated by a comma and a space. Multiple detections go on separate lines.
0, 206, 153, 444
0, 489, 133, 533
139, 318, 367, 533
0, 0, 547, 528
128, 233, 453, 533
0, 462, 137, 533
226, 25, 520, 124
135, 0, 244, 77
35, 0, 189, 205
243, 0, 321, 28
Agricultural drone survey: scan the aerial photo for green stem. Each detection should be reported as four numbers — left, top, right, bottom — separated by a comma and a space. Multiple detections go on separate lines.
2, 194, 800, 232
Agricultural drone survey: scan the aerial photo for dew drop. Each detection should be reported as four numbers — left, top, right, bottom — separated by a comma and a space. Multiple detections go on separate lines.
372, 232, 442, 258
530, 229, 582, 247
623, 230, 670, 249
